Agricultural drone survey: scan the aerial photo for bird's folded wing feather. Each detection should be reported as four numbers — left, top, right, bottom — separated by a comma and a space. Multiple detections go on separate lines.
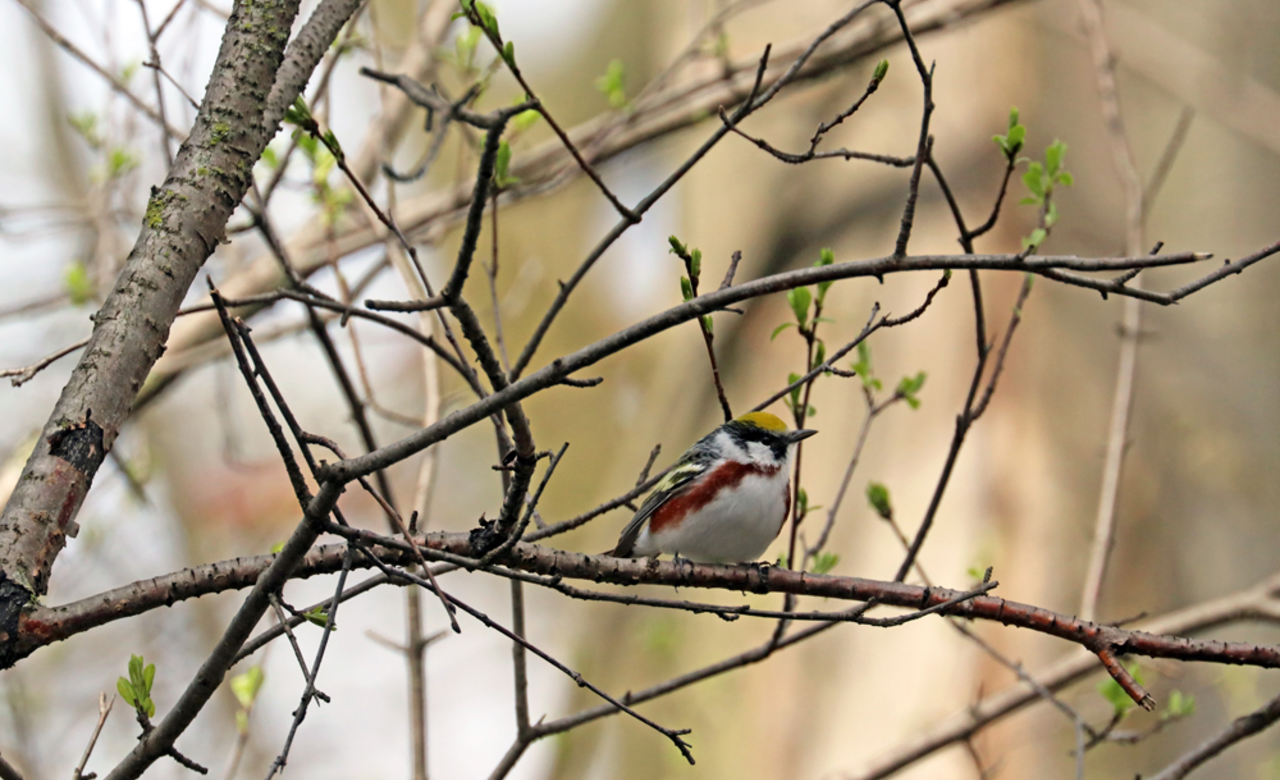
613, 458, 708, 556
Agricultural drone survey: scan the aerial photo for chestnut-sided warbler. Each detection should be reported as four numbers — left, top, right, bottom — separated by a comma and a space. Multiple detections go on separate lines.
612, 411, 817, 563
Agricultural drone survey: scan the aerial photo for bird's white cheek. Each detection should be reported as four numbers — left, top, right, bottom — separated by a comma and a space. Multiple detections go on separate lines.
744, 441, 775, 466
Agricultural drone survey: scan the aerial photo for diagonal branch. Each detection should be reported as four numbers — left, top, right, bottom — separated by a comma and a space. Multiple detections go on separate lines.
322, 248, 1239, 486
1146, 692, 1280, 780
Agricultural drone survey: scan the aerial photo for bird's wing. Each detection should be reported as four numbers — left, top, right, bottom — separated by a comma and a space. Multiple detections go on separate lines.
613, 457, 709, 557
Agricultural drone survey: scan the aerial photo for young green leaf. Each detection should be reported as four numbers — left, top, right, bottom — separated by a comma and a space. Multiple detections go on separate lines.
469, 0, 499, 38
231, 666, 265, 710
787, 286, 811, 326
1022, 163, 1045, 200
812, 552, 840, 575
595, 59, 628, 109
712, 31, 730, 58
68, 111, 102, 148
312, 147, 336, 185
117, 678, 138, 708
992, 106, 1025, 159
812, 340, 826, 370
679, 276, 694, 301
303, 607, 333, 629
816, 248, 835, 302
283, 96, 313, 128
1097, 661, 1145, 719
872, 59, 889, 83
770, 322, 795, 340
512, 104, 540, 132
1045, 139, 1065, 177
852, 342, 872, 374
107, 148, 139, 178
1162, 689, 1196, 720
493, 140, 519, 187
866, 482, 893, 520
896, 371, 927, 409
1007, 122, 1025, 150
851, 341, 881, 391
321, 129, 343, 159
120, 654, 157, 717
454, 25, 482, 69
64, 261, 93, 306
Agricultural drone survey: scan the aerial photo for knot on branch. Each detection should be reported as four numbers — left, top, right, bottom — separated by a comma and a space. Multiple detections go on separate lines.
0, 573, 29, 670
47, 410, 106, 481
468, 516, 503, 559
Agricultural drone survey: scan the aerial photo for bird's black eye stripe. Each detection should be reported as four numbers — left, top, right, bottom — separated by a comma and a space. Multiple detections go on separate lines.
726, 421, 776, 443
723, 421, 789, 457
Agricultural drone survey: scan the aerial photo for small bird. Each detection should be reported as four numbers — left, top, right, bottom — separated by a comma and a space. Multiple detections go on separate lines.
612, 411, 817, 563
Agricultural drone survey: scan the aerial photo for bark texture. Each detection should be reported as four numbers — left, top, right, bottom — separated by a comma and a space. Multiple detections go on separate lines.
0, 0, 311, 664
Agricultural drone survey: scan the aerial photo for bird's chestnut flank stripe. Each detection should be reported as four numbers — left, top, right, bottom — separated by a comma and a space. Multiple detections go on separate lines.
319, 250, 1215, 486
646, 461, 784, 534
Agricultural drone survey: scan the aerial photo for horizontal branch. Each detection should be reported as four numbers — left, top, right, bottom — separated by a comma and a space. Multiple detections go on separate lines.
18, 534, 1280, 698
851, 571, 1280, 779
321, 249, 1236, 484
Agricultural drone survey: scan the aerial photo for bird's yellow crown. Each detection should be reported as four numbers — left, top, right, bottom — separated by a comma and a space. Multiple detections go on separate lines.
735, 411, 789, 432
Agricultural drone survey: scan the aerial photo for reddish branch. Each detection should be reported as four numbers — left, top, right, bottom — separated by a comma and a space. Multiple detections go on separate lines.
15, 534, 1280, 708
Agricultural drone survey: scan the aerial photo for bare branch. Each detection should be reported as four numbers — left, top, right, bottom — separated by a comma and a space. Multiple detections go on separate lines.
1146, 692, 1280, 780
1, 338, 88, 387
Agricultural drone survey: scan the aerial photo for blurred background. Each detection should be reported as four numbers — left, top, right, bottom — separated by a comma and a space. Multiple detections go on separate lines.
2, 0, 1280, 778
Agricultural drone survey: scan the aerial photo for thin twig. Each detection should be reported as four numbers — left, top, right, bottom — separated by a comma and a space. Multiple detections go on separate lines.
510, 1, 885, 377
457, 5, 638, 223
894, 272, 1032, 582
1146, 692, 1280, 780
264, 548, 356, 779
325, 248, 1248, 487
267, 595, 326, 697
670, 242, 733, 421
886, 0, 936, 260
806, 389, 900, 562
337, 557, 698, 764
2, 338, 89, 387
1076, 0, 1149, 622
1143, 107, 1195, 223
72, 693, 115, 780
509, 580, 531, 738
13, 0, 184, 141
133, 0, 173, 167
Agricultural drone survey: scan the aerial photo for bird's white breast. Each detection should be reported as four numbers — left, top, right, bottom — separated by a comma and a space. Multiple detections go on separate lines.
640, 465, 790, 563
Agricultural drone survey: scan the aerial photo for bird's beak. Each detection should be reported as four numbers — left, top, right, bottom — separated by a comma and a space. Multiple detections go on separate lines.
787, 428, 818, 444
